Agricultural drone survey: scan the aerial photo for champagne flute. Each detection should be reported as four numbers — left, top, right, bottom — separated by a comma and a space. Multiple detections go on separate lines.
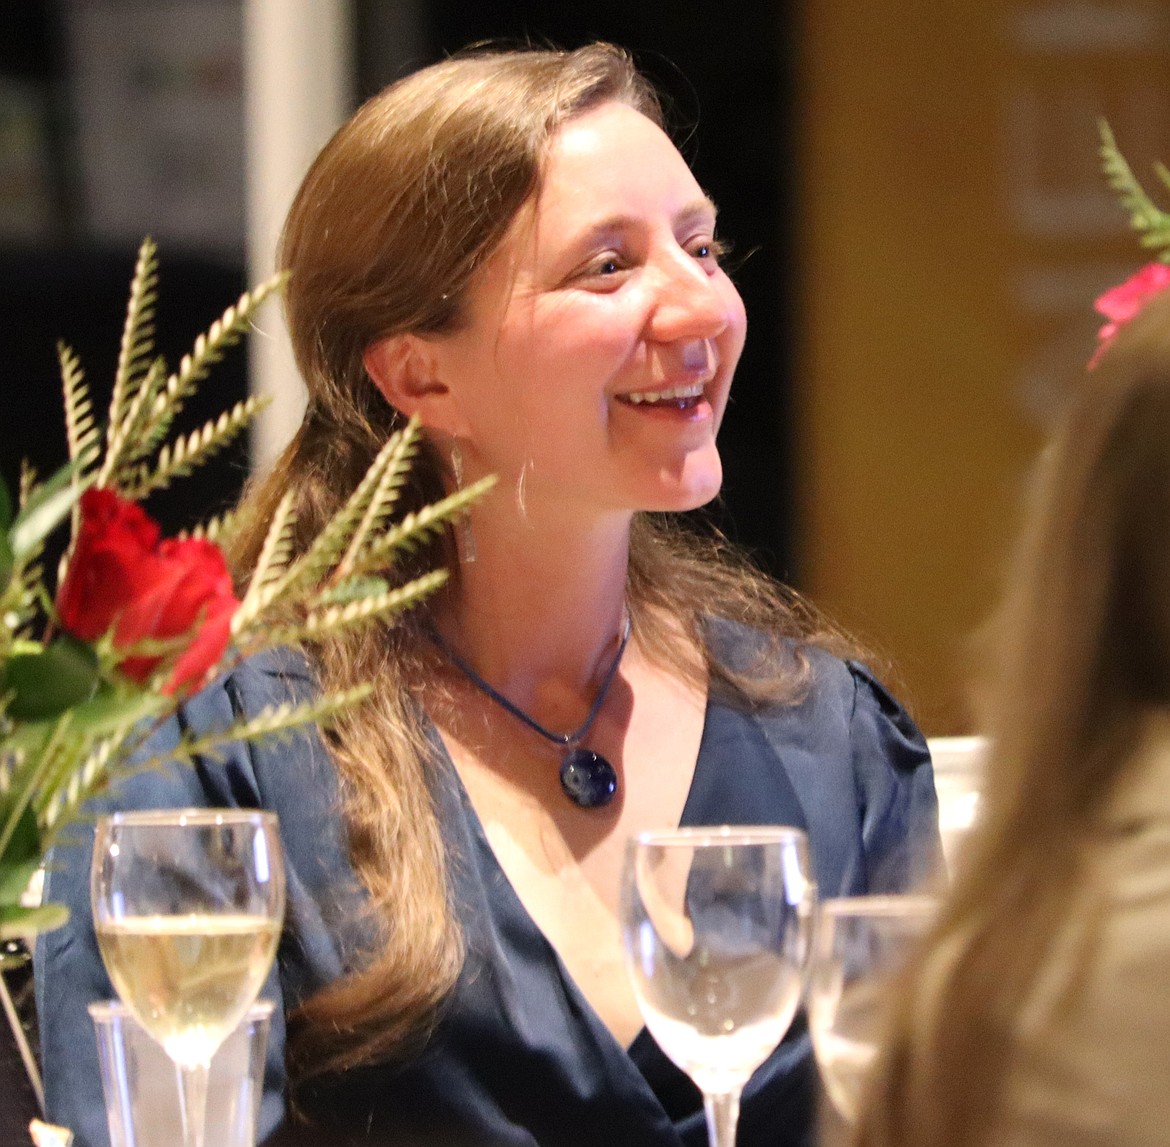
91, 809, 285, 1147
620, 826, 816, 1147
807, 895, 937, 1124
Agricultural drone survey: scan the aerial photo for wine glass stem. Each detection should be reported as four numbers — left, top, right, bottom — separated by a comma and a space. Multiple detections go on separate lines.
703, 1088, 742, 1147
176, 1060, 210, 1147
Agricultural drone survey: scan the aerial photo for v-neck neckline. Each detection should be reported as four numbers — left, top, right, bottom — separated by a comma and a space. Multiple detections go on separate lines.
432, 690, 717, 1056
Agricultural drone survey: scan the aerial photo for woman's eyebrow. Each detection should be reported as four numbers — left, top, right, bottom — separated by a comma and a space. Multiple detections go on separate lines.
568, 198, 721, 245
677, 196, 720, 226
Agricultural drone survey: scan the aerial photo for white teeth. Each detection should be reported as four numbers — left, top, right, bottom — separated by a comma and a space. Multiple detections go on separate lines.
623, 382, 706, 405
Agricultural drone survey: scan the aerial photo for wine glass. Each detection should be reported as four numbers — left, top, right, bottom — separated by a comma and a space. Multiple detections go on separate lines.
807, 895, 937, 1125
620, 826, 816, 1147
91, 809, 286, 1147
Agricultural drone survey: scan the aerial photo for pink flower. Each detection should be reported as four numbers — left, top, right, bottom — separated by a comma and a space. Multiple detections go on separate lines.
1089, 262, 1170, 368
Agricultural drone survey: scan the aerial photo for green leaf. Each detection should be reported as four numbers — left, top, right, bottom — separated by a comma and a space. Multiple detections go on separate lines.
0, 858, 40, 907
0, 901, 69, 941
69, 686, 167, 732
1, 685, 166, 760
0, 804, 39, 869
1, 635, 99, 721
0, 808, 47, 915
9, 456, 92, 560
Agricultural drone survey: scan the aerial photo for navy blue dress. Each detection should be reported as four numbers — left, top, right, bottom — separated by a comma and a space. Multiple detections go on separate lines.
36, 633, 939, 1147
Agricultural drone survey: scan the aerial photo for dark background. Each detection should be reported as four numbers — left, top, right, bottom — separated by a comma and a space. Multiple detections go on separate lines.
0, 0, 797, 577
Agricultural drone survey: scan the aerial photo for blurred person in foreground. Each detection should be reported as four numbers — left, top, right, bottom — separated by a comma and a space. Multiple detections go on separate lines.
854, 284, 1170, 1147
36, 42, 940, 1147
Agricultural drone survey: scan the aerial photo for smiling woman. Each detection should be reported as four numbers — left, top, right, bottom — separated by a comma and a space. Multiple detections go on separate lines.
364, 100, 745, 522
36, 42, 941, 1147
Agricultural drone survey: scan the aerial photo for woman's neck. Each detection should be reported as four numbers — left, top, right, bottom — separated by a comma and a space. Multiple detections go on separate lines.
435, 504, 633, 698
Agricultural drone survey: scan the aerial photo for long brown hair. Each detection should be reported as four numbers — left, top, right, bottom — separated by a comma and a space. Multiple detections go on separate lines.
229, 42, 846, 1083
854, 288, 1170, 1147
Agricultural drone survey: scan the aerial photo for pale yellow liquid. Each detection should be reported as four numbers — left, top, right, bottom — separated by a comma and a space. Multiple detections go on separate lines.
97, 914, 280, 1067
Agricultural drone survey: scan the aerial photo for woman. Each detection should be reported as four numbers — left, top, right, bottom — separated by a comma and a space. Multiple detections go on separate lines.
37, 44, 939, 1147
854, 287, 1170, 1147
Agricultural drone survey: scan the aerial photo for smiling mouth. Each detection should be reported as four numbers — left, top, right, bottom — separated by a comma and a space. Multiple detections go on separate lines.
616, 381, 707, 410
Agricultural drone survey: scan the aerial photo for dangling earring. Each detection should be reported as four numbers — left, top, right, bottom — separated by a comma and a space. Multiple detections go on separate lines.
515, 458, 529, 521
450, 442, 476, 563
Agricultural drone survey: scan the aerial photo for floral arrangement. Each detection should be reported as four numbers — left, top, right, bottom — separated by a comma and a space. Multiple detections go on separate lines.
0, 238, 489, 949
1089, 122, 1170, 366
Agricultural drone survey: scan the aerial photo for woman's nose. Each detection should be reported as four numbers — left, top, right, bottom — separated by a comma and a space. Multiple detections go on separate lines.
647, 249, 735, 343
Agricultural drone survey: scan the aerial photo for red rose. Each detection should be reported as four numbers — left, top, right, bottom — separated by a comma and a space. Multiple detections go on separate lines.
56, 488, 240, 694
1089, 262, 1170, 368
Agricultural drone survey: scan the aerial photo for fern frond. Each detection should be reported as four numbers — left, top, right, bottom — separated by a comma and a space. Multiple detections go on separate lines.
132, 273, 288, 462
73, 689, 374, 796
182, 509, 238, 546
255, 569, 448, 648
98, 355, 167, 488
0, 713, 71, 861
174, 688, 373, 754
2, 560, 41, 634
1156, 160, 1170, 199
315, 575, 390, 606
18, 461, 35, 509
107, 238, 160, 444
39, 723, 153, 838
1, 585, 37, 660
58, 343, 100, 471
271, 420, 416, 603
332, 419, 419, 580
43, 688, 368, 841
39, 722, 139, 839
32, 732, 99, 823
120, 395, 267, 499
351, 475, 496, 576
1099, 119, 1170, 256
232, 490, 298, 633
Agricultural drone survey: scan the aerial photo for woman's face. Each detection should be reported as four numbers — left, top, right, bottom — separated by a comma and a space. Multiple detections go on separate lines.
427, 99, 747, 520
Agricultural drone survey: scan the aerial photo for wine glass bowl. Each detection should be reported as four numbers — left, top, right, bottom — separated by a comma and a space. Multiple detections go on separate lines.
91, 809, 285, 1147
807, 895, 937, 1125
620, 826, 816, 1147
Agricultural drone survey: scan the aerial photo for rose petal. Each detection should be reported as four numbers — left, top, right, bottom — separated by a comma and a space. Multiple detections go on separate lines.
1089, 263, 1170, 369
54, 486, 239, 690
163, 598, 237, 695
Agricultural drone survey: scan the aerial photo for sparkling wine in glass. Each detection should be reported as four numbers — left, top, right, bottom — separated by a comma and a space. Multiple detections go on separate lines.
807, 895, 937, 1124
91, 809, 286, 1147
620, 826, 816, 1147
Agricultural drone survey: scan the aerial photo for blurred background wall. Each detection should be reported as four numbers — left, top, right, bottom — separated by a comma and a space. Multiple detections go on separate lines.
799, 0, 1170, 730
1, 0, 1167, 734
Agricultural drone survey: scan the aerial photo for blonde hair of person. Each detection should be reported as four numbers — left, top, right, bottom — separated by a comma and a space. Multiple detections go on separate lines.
854, 288, 1170, 1147
229, 42, 847, 1084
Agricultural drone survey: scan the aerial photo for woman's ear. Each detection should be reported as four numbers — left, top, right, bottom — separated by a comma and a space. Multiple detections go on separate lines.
363, 334, 469, 436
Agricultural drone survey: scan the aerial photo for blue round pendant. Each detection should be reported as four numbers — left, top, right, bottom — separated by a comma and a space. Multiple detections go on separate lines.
559, 749, 618, 809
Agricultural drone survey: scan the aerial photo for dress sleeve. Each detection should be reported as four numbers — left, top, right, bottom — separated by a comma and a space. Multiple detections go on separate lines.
34, 677, 291, 1147
846, 660, 943, 893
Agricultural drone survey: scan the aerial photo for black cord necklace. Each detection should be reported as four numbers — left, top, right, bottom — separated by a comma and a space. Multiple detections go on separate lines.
430, 616, 632, 809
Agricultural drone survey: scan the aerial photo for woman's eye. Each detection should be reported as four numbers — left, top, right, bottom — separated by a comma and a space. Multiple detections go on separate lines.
591, 255, 624, 276
568, 253, 629, 287
691, 238, 726, 264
